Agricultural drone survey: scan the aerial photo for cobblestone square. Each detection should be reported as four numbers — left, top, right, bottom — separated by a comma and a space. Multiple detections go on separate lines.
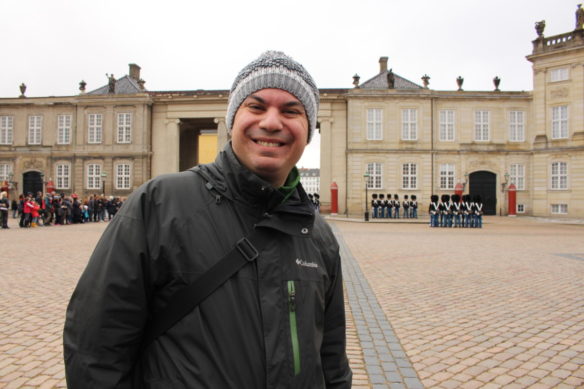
0, 216, 583, 388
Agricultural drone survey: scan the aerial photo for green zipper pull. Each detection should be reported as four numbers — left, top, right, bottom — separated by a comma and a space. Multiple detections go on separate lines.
288, 280, 301, 376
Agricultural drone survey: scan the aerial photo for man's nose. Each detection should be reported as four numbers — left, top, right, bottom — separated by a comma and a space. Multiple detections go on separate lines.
259, 107, 284, 131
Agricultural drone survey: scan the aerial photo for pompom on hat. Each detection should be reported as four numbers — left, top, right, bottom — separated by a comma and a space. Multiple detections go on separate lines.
225, 50, 320, 143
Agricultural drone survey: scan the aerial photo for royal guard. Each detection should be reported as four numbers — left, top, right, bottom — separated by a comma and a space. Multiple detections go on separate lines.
462, 195, 471, 227
371, 193, 379, 218
313, 193, 320, 213
402, 195, 410, 219
410, 195, 418, 218
429, 195, 439, 227
473, 195, 484, 228
393, 194, 400, 218
386, 194, 393, 218
438, 194, 448, 227
451, 194, 462, 227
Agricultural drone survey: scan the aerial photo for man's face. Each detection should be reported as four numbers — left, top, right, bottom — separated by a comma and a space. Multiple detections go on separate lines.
231, 88, 309, 187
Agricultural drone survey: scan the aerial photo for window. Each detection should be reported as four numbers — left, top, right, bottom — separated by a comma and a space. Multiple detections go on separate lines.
87, 164, 102, 190
550, 68, 569, 82
56, 163, 70, 189
0, 116, 13, 145
440, 164, 455, 190
510, 164, 525, 190
552, 106, 568, 139
402, 109, 417, 140
117, 113, 132, 144
0, 163, 12, 181
366, 162, 382, 189
28, 115, 42, 145
115, 163, 131, 189
57, 115, 72, 144
439, 110, 455, 141
88, 114, 103, 144
551, 162, 568, 190
402, 163, 417, 190
475, 111, 489, 141
517, 204, 525, 214
509, 111, 525, 142
367, 109, 382, 140
551, 204, 568, 214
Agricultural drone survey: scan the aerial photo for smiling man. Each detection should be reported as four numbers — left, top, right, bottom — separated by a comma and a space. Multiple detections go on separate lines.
64, 51, 352, 388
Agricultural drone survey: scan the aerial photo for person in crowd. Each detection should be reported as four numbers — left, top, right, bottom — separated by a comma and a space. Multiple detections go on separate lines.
11, 198, 18, 219
64, 50, 352, 388
0, 191, 9, 229
30, 198, 41, 227
22, 194, 34, 228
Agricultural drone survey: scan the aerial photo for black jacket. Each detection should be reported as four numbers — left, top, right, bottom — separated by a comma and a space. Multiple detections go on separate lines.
63, 144, 352, 389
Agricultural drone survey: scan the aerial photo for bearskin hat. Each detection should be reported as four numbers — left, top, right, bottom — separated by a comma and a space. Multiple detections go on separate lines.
431, 194, 439, 202
372, 193, 378, 199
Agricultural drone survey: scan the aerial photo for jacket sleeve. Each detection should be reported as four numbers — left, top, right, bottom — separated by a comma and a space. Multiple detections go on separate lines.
63, 192, 153, 388
320, 235, 353, 388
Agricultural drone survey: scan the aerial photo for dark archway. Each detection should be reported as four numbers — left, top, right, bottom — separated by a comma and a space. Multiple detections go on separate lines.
468, 171, 497, 215
179, 118, 218, 172
23, 171, 43, 196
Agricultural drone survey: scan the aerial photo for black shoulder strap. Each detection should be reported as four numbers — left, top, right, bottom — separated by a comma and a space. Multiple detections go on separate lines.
142, 227, 271, 348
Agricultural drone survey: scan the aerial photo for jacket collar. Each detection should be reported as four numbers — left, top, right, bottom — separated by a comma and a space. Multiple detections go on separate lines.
195, 143, 316, 236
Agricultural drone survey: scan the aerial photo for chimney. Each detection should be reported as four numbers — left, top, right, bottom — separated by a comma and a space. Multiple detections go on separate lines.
379, 57, 388, 73
129, 63, 141, 81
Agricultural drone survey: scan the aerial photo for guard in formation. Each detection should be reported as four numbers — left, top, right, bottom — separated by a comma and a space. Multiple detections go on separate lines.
371, 193, 418, 219
429, 194, 483, 228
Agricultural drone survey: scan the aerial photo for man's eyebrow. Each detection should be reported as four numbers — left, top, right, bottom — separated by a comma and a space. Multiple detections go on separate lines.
247, 95, 304, 109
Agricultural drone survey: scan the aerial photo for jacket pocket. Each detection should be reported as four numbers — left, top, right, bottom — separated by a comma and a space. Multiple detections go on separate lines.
287, 280, 301, 376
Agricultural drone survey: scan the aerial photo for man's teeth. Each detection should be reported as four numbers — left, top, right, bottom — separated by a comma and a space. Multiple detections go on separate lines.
257, 140, 280, 147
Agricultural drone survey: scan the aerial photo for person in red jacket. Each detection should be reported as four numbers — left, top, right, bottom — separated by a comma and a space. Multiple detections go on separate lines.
22, 194, 34, 228
31, 199, 41, 227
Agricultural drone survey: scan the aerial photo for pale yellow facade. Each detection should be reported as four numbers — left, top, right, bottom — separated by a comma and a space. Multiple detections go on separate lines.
0, 8, 582, 218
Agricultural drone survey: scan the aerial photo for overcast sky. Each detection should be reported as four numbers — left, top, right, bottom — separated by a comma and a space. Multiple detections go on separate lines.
0, 0, 576, 167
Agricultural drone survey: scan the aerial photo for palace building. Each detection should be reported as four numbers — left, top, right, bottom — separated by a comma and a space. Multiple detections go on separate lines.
0, 7, 582, 217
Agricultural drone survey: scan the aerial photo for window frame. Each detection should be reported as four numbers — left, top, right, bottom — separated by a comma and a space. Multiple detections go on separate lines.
28, 115, 42, 145
550, 68, 569, 82
439, 110, 455, 142
0, 116, 13, 145
0, 163, 12, 182
115, 163, 132, 190
551, 106, 568, 139
439, 163, 455, 190
86, 163, 102, 190
366, 162, 382, 190
55, 162, 71, 190
509, 111, 525, 142
401, 108, 417, 141
474, 111, 490, 141
57, 114, 72, 145
402, 163, 417, 190
116, 113, 132, 144
88, 113, 103, 144
366, 108, 383, 140
550, 161, 568, 190
551, 204, 568, 214
509, 163, 525, 190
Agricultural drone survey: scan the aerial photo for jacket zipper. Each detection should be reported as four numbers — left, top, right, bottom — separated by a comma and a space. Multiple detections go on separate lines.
287, 280, 301, 376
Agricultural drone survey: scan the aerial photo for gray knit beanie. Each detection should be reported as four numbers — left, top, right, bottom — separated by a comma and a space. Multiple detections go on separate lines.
226, 51, 319, 143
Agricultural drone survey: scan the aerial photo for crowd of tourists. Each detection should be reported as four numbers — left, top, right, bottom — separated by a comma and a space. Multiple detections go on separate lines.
370, 194, 419, 219
429, 194, 484, 228
0, 191, 124, 228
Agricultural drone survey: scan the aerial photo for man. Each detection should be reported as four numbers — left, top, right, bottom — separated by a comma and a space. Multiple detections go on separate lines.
64, 51, 352, 388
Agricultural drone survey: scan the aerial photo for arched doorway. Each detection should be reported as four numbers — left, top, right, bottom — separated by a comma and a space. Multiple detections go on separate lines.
23, 171, 43, 196
468, 171, 496, 215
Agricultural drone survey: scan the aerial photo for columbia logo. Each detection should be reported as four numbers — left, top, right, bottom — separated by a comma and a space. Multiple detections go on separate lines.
296, 258, 318, 269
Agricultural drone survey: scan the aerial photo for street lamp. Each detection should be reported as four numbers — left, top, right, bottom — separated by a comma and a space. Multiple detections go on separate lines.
101, 171, 108, 196
501, 172, 510, 192
363, 172, 370, 221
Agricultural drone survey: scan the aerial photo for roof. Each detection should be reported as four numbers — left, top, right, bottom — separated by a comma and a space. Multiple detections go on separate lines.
88, 75, 144, 95
359, 70, 423, 90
